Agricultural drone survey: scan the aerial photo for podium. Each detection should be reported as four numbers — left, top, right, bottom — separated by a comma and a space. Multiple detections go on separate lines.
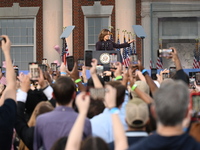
85, 50, 122, 71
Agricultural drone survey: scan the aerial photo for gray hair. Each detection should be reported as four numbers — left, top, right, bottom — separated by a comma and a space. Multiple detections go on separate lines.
153, 80, 189, 126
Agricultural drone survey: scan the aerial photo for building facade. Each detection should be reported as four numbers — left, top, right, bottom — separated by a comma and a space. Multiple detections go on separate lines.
0, 0, 200, 70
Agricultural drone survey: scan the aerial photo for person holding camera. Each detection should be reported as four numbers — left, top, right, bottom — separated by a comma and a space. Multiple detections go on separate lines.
96, 29, 135, 51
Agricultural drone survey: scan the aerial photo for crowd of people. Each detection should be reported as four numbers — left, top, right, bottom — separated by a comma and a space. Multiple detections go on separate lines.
1, 35, 200, 150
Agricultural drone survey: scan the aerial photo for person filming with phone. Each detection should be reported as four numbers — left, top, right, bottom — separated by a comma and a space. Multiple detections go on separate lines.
96, 29, 135, 51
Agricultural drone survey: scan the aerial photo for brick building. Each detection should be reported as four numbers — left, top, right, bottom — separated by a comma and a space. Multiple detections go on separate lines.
0, 0, 200, 70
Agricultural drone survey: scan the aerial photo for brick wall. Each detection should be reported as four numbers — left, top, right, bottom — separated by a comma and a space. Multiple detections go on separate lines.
72, 0, 115, 61
0, 0, 43, 63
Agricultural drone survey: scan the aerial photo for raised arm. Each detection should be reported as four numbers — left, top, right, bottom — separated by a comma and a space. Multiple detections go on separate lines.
105, 85, 128, 150
65, 92, 90, 150
0, 35, 16, 105
90, 59, 103, 88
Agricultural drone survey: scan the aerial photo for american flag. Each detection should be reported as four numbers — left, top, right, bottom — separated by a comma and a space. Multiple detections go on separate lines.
156, 57, 163, 69
193, 57, 200, 68
122, 35, 130, 67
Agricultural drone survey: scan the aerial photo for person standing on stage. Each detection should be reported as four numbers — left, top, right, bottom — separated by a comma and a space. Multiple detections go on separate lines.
96, 29, 135, 51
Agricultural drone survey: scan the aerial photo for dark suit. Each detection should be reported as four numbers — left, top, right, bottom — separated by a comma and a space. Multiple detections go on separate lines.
15, 102, 34, 150
96, 40, 130, 51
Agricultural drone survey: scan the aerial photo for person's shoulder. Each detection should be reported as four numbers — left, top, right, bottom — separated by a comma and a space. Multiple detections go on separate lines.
36, 110, 54, 123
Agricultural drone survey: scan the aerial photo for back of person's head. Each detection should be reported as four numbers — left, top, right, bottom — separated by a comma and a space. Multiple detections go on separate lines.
130, 81, 149, 99
87, 76, 105, 88
52, 76, 76, 105
81, 136, 109, 150
87, 99, 105, 119
50, 136, 68, 150
98, 29, 110, 41
106, 81, 126, 108
126, 99, 149, 129
28, 101, 54, 127
173, 71, 190, 85
153, 80, 189, 126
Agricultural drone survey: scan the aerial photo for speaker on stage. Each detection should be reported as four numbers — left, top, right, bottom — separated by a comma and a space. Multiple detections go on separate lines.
84, 50, 122, 71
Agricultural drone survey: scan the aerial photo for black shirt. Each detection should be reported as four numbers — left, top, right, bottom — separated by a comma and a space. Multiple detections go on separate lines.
129, 132, 200, 150
0, 99, 17, 150
96, 40, 130, 51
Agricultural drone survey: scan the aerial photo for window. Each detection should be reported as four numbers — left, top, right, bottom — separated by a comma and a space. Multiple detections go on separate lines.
0, 19, 34, 70
87, 17, 109, 50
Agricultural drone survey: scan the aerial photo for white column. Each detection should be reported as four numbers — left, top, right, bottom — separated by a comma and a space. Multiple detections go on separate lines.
141, 1, 151, 68
63, 0, 73, 56
43, 0, 63, 63
115, 0, 136, 41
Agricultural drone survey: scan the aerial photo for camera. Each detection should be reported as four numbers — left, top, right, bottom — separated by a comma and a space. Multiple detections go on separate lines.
157, 49, 173, 57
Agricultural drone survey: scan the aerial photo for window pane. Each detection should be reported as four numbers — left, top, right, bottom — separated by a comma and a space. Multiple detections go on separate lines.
0, 19, 34, 70
87, 17, 109, 49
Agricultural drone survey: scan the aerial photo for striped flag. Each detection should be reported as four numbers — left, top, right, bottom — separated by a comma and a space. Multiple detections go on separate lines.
122, 35, 130, 67
193, 57, 200, 68
156, 57, 163, 69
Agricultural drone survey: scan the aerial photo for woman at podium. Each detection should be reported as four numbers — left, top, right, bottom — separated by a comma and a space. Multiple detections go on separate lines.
96, 29, 135, 51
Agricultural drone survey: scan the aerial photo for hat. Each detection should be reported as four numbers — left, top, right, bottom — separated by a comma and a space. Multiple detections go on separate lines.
126, 99, 149, 128
130, 81, 149, 99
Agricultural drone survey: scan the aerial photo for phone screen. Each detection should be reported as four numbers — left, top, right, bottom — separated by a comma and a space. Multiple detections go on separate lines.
13, 65, 19, 77
151, 68, 157, 80
192, 95, 200, 113
67, 56, 74, 71
162, 73, 169, 80
78, 59, 84, 70
51, 63, 57, 73
39, 64, 47, 72
89, 88, 105, 100
29, 62, 39, 81
42, 58, 48, 64
169, 67, 176, 78
85, 51, 93, 67
196, 73, 200, 85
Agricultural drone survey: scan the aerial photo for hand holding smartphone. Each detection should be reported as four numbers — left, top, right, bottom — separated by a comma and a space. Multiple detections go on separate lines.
51, 63, 57, 75
29, 62, 39, 81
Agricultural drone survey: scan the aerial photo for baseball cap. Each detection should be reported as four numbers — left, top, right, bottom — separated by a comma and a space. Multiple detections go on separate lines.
126, 98, 149, 128
130, 81, 150, 99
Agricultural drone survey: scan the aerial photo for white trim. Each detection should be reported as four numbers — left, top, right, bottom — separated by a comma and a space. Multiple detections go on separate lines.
82, 2, 113, 50
125, 132, 148, 137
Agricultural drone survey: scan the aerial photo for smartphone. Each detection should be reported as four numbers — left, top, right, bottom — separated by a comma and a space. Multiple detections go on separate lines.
190, 93, 200, 113
157, 49, 173, 57
29, 62, 39, 81
110, 53, 117, 69
42, 58, 48, 64
13, 65, 19, 77
130, 54, 138, 64
162, 73, 169, 80
169, 67, 176, 78
96, 65, 104, 75
189, 78, 195, 89
51, 63, 57, 75
67, 56, 74, 71
89, 88, 105, 100
39, 64, 47, 72
85, 50, 93, 67
151, 68, 157, 80
77, 59, 84, 70
196, 72, 200, 85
